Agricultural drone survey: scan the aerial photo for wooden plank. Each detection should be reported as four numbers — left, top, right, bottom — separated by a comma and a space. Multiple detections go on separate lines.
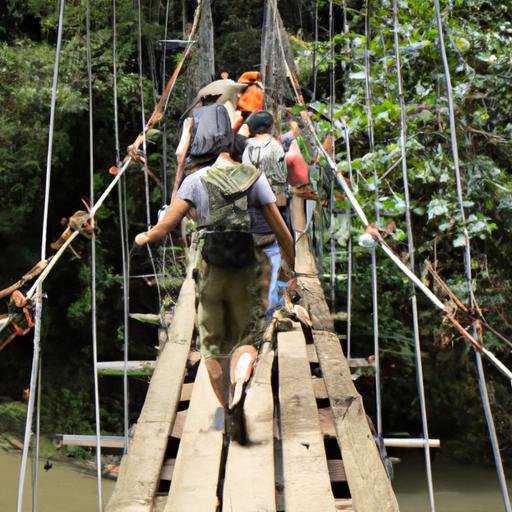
97, 360, 156, 371
164, 361, 224, 512
313, 376, 328, 399
278, 329, 336, 511
328, 459, 347, 482
160, 459, 176, 481
290, 195, 334, 331
335, 499, 353, 511
106, 273, 196, 512
313, 330, 399, 512
223, 342, 276, 512
107, 422, 170, 511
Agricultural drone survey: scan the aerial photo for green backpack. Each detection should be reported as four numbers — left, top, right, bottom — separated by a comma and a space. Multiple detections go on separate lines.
200, 164, 261, 268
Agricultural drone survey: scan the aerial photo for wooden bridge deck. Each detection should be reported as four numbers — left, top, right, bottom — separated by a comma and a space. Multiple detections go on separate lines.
106, 198, 399, 512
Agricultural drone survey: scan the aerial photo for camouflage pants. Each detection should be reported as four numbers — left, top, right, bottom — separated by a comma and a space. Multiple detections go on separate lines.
197, 251, 269, 359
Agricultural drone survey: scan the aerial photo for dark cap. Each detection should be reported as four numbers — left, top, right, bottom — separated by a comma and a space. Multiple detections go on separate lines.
246, 110, 274, 136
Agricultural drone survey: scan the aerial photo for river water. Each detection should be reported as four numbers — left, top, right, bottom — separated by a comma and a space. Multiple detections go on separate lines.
1, 451, 510, 511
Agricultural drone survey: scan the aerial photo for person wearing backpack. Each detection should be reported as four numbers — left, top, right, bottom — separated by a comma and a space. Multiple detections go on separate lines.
135, 141, 294, 415
242, 110, 291, 316
172, 95, 234, 203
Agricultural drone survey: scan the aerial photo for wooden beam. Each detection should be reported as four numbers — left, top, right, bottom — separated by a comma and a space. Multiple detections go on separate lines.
164, 361, 224, 512
278, 329, 336, 511
97, 360, 156, 376
223, 342, 276, 511
313, 330, 399, 512
54, 434, 125, 448
290, 195, 335, 332
106, 272, 196, 512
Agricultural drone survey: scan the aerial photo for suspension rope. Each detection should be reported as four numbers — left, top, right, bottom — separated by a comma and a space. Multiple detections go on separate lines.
85, 0, 104, 507
136, 0, 152, 229
341, 120, 354, 360
363, 0, 383, 437
16, 0, 65, 509
328, 0, 336, 309
312, 0, 318, 101
339, 0, 355, 362
136, 0, 164, 313
161, 0, 171, 206
392, 1, 435, 508
31, 355, 42, 512
432, 2, 512, 509
112, 0, 131, 453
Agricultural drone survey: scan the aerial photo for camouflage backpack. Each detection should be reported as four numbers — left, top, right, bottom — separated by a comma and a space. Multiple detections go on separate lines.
200, 163, 261, 268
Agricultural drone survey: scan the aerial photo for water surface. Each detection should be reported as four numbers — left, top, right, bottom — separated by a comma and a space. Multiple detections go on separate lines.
1, 450, 510, 511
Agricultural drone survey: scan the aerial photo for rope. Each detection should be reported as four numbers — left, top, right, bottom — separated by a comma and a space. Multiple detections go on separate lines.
86, 0, 104, 506
112, 0, 130, 453
363, 0, 383, 437
392, 1, 435, 507
312, 0, 318, 101
341, 120, 354, 360
432, 1, 512, 508
328, 0, 336, 310
135, 0, 165, 316
136, 0, 152, 229
31, 356, 41, 512
16, 0, 65, 509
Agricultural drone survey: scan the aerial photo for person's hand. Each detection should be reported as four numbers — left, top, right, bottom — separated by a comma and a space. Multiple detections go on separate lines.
135, 232, 150, 246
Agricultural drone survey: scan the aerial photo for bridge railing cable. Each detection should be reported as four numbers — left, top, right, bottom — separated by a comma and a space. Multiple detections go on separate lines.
85, 0, 104, 507
392, 0, 436, 508
16, 0, 65, 509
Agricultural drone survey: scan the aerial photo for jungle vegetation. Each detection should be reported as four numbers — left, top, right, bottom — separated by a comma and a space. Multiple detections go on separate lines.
0, 0, 511, 466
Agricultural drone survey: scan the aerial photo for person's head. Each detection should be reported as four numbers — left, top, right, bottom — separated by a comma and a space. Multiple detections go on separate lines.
246, 110, 274, 136
218, 67, 230, 80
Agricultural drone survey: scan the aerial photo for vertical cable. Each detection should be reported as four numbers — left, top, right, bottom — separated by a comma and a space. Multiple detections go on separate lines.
341, 120, 354, 360
328, 0, 336, 309
392, 0, 435, 508
136, 0, 152, 229
432, 1, 511, 509
112, 0, 130, 451
17, 0, 65, 509
364, 0, 382, 436
31, 356, 42, 512
86, 0, 104, 507
136, 0, 164, 315
340, 1, 354, 361
312, 0, 318, 101
160, 0, 171, 272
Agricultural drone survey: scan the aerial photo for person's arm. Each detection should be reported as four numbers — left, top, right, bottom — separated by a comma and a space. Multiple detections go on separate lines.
172, 117, 193, 201
261, 202, 295, 270
135, 198, 190, 246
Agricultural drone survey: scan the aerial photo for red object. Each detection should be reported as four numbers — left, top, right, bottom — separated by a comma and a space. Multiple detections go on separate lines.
238, 71, 262, 83
237, 84, 264, 113
286, 140, 309, 186
109, 166, 119, 175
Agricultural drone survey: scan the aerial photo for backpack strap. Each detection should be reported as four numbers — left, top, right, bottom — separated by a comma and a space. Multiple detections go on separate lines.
202, 164, 262, 198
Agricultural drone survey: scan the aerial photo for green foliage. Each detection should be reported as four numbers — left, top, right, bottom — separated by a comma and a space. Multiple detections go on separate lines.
312, 0, 512, 464
0, 401, 28, 435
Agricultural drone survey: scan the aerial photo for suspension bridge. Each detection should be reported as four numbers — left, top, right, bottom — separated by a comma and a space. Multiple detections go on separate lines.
4, 0, 512, 511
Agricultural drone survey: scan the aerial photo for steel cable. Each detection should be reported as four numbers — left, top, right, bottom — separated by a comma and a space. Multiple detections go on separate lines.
392, 0, 436, 507
85, 0, 104, 506
16, 0, 65, 509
